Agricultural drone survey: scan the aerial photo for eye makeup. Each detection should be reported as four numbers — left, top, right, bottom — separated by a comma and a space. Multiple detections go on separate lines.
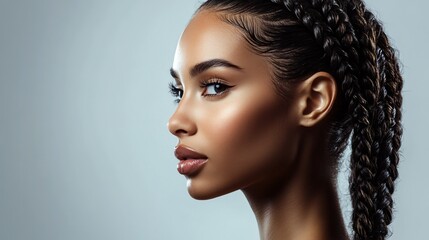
169, 82, 183, 103
200, 78, 234, 98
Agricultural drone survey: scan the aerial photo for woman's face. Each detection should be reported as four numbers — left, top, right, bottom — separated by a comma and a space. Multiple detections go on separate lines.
168, 11, 302, 199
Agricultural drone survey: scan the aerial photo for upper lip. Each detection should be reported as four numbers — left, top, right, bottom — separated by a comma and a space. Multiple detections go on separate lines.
174, 145, 208, 161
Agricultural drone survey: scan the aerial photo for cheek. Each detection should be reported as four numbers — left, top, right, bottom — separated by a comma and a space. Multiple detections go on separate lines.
199, 92, 298, 189
211, 100, 279, 150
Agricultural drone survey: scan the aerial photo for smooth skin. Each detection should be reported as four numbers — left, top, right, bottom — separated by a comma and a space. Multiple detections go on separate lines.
168, 10, 349, 240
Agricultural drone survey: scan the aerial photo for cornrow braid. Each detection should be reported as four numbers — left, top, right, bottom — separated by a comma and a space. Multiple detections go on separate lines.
304, 0, 360, 160
196, 1, 403, 239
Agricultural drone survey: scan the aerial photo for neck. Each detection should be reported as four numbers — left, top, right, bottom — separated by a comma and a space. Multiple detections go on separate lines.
242, 139, 349, 240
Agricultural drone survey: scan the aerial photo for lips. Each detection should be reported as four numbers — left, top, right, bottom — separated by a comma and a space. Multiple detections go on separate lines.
174, 145, 208, 176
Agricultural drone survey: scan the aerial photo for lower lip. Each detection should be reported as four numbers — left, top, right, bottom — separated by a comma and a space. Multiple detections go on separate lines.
177, 159, 208, 176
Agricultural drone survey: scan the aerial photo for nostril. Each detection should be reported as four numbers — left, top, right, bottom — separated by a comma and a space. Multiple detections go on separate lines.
175, 129, 188, 136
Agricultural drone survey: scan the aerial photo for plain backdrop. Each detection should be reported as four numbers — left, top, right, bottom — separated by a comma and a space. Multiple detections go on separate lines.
0, 0, 426, 239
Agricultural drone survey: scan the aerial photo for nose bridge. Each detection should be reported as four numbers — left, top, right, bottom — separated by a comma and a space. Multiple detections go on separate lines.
167, 94, 197, 137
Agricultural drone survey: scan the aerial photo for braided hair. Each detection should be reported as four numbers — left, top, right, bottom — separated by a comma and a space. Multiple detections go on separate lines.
197, 0, 403, 240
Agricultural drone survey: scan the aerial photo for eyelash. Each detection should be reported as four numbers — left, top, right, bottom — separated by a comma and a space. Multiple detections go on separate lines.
168, 78, 233, 103
168, 82, 183, 104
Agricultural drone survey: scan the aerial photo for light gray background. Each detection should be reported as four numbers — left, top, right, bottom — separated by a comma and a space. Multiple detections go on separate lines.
0, 0, 426, 239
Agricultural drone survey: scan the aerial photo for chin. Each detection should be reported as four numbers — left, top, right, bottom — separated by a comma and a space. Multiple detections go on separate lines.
186, 178, 237, 200
188, 190, 217, 200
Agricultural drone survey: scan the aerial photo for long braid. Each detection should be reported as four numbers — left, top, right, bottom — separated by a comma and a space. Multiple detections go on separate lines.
341, 4, 383, 239
336, 2, 384, 239
360, 5, 403, 239
374, 22, 403, 213
341, 1, 403, 238
369, 15, 395, 239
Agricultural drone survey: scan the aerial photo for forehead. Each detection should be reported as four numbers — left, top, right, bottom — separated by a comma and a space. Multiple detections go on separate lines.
172, 11, 266, 77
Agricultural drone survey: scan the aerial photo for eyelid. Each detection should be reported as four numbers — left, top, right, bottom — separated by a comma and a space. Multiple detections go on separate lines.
200, 77, 229, 87
173, 78, 182, 87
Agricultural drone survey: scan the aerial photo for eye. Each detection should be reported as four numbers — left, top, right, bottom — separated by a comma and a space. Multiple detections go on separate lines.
202, 79, 233, 97
169, 82, 183, 103
205, 83, 229, 95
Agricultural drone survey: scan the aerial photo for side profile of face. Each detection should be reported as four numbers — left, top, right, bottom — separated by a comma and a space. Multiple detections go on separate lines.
168, 10, 304, 200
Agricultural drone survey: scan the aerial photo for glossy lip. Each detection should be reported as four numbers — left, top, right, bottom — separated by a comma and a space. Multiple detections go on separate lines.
174, 145, 208, 176
174, 145, 208, 160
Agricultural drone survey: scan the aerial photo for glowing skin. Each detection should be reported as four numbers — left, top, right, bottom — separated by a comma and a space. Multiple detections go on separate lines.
168, 10, 349, 240
168, 11, 301, 200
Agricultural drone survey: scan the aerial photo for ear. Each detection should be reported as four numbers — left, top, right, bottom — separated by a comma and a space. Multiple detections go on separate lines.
296, 72, 337, 127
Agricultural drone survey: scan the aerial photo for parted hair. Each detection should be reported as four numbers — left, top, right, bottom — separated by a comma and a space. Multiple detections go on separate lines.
197, 0, 403, 240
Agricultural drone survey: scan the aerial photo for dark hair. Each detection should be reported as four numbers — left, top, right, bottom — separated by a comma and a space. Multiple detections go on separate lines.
197, 0, 403, 239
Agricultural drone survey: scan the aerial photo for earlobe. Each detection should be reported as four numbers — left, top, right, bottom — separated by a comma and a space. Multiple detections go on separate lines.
298, 72, 337, 127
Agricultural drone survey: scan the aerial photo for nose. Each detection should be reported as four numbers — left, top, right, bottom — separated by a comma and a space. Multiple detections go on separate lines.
167, 102, 197, 137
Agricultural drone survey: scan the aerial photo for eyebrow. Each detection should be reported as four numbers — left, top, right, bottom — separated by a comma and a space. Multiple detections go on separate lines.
170, 59, 243, 80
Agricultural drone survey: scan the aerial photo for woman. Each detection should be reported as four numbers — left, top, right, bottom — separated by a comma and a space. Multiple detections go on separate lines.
167, 0, 402, 240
